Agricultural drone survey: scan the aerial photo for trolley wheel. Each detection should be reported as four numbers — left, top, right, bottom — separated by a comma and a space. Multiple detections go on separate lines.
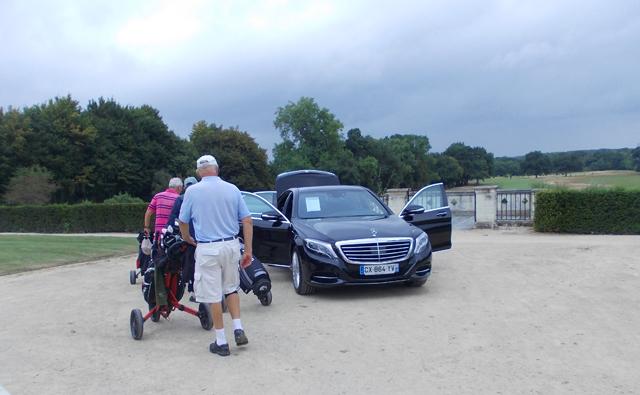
198, 303, 213, 330
149, 303, 161, 322
259, 291, 272, 306
130, 309, 144, 340
129, 270, 137, 285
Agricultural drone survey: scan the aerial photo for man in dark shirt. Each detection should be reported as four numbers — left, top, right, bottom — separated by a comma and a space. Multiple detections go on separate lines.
167, 176, 198, 300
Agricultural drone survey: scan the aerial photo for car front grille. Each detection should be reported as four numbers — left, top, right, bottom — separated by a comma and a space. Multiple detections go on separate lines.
336, 238, 413, 264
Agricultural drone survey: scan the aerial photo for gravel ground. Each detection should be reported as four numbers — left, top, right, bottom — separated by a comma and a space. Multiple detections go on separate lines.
1, 228, 639, 395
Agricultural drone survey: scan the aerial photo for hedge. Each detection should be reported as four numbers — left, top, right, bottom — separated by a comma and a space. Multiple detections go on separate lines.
534, 189, 640, 234
0, 203, 148, 233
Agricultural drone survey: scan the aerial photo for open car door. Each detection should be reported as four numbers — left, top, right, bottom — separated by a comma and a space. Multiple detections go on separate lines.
400, 183, 452, 251
241, 192, 292, 265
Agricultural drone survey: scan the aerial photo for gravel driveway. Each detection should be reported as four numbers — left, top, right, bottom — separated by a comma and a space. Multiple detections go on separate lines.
1, 228, 639, 394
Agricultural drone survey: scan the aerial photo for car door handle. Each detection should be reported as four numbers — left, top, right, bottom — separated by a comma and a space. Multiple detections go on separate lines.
436, 212, 447, 217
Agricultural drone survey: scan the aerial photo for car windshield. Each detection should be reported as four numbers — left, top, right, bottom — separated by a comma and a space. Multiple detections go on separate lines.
297, 189, 388, 219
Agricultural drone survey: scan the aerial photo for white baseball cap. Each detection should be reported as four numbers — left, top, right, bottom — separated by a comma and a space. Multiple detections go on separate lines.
196, 155, 218, 169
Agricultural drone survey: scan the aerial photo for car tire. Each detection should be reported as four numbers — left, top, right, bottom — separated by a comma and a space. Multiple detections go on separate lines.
291, 250, 315, 295
129, 270, 137, 285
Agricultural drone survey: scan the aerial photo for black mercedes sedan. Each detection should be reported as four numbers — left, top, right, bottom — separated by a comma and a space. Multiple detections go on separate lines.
241, 172, 451, 295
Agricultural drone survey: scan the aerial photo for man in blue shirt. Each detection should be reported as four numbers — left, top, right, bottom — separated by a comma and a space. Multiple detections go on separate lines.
179, 155, 253, 357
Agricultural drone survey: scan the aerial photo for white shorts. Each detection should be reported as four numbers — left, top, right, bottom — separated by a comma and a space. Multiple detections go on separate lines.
193, 238, 241, 303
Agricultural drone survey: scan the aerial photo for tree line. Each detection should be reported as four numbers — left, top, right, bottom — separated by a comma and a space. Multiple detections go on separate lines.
1, 95, 638, 205
496, 148, 640, 178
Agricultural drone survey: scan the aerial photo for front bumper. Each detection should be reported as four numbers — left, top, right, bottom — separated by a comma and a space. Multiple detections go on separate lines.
300, 248, 432, 288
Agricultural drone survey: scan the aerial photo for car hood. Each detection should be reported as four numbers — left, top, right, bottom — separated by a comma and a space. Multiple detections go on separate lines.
293, 215, 421, 242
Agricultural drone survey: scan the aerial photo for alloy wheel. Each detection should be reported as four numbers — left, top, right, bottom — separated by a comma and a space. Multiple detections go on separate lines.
291, 252, 301, 289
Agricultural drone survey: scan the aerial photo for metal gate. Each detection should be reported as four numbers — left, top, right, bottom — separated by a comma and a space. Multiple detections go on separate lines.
496, 190, 532, 222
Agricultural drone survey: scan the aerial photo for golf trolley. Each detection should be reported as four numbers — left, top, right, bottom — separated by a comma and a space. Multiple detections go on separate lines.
130, 231, 213, 340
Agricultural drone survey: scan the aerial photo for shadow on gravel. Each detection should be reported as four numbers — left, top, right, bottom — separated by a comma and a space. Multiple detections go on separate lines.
267, 264, 431, 301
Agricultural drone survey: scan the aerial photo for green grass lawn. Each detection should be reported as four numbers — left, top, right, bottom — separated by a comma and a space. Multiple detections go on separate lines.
0, 235, 137, 275
482, 171, 640, 190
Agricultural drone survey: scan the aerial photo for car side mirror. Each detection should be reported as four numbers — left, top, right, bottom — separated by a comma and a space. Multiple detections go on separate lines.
261, 210, 284, 222
401, 204, 425, 217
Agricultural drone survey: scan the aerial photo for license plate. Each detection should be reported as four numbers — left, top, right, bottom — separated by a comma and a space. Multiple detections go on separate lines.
359, 263, 399, 276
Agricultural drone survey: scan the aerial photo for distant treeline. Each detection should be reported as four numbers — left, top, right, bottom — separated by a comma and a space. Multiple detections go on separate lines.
1, 95, 639, 205
495, 148, 640, 177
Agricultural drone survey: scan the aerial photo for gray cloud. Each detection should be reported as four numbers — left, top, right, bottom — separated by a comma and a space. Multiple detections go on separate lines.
1, 0, 639, 156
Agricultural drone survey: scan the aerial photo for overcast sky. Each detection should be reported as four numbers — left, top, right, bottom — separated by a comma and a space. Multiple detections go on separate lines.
1, 0, 639, 156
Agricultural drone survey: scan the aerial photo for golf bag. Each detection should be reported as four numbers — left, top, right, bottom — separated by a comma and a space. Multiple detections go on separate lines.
239, 247, 272, 306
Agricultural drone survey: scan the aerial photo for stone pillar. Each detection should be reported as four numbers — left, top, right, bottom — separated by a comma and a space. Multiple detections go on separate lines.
385, 188, 411, 215
531, 189, 537, 221
474, 185, 497, 228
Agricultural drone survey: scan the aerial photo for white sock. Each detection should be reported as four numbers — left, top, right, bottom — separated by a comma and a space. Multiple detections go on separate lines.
215, 329, 227, 345
233, 319, 243, 331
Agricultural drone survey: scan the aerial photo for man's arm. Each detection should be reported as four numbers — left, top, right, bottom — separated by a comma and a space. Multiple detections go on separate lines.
240, 215, 253, 268
143, 208, 154, 234
179, 220, 196, 246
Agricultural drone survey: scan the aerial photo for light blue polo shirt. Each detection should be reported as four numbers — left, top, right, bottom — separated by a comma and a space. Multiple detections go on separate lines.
178, 176, 250, 241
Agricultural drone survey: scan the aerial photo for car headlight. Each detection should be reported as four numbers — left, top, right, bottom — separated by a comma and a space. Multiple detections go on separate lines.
414, 232, 429, 255
304, 239, 338, 259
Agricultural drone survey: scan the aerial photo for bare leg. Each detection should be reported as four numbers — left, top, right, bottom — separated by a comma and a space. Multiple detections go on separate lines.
211, 302, 224, 330
226, 292, 240, 319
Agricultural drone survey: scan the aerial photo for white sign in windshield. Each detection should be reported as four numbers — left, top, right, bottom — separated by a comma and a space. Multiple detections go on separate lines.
305, 196, 321, 212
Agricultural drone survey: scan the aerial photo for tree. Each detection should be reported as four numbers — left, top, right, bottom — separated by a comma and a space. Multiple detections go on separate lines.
444, 142, 493, 185
377, 134, 436, 190
3, 166, 57, 205
521, 151, 551, 177
493, 157, 522, 177
273, 97, 345, 170
633, 146, 640, 171
433, 154, 463, 187
22, 96, 97, 202
190, 121, 271, 190
468, 147, 493, 184
84, 98, 191, 201
553, 153, 583, 176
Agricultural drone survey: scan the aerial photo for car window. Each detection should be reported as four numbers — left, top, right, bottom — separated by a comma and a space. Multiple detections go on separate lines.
297, 189, 387, 219
255, 191, 277, 205
242, 193, 274, 216
409, 184, 447, 211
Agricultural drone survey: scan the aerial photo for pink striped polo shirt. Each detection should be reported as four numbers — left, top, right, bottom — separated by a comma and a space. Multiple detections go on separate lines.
147, 188, 180, 233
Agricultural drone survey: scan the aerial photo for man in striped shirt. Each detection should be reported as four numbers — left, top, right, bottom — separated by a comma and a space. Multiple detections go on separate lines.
144, 177, 183, 236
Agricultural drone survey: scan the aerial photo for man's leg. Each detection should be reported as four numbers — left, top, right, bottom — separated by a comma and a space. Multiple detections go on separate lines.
195, 244, 230, 356
221, 240, 247, 346
211, 300, 224, 329
226, 292, 240, 319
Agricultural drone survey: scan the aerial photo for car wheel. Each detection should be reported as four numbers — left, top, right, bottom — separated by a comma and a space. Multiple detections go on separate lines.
291, 250, 315, 295
129, 270, 137, 285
